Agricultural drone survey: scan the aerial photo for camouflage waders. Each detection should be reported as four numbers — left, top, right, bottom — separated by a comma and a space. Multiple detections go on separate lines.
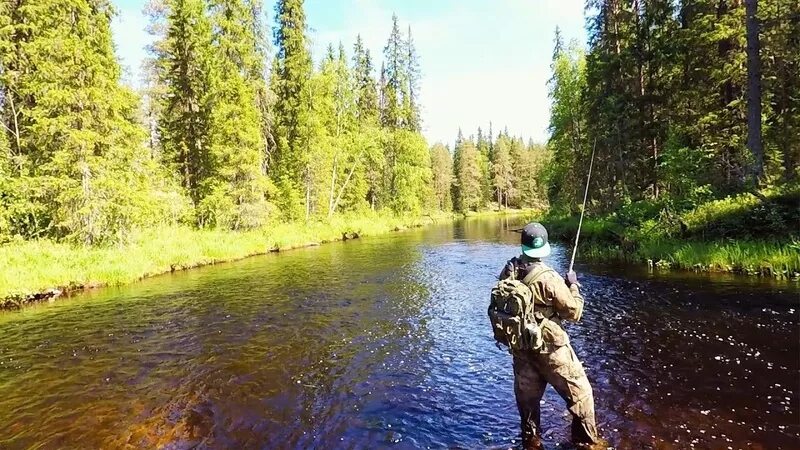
498, 256, 600, 448
512, 344, 598, 446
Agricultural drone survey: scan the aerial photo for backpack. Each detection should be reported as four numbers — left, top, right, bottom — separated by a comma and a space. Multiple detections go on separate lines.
487, 266, 554, 352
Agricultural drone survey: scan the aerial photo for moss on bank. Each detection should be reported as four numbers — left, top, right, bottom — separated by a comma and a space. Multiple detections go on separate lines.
0, 212, 456, 309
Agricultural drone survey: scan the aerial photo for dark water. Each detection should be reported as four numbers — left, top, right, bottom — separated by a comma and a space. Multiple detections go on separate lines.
0, 218, 798, 449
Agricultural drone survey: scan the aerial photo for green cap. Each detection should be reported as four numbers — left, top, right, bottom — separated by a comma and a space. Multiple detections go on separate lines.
520, 222, 551, 258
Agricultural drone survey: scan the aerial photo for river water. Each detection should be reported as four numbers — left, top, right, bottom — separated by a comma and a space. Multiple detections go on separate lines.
0, 217, 797, 449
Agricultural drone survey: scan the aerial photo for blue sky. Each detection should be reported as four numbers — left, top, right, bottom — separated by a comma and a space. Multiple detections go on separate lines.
111, 0, 587, 146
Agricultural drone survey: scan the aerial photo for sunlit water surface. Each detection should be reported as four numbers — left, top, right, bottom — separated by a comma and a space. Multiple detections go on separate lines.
0, 218, 797, 449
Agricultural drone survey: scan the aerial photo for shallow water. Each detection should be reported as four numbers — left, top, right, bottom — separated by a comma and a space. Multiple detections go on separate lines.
0, 217, 797, 449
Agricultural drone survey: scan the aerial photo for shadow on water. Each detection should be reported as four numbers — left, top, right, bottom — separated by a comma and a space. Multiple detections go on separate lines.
0, 216, 797, 449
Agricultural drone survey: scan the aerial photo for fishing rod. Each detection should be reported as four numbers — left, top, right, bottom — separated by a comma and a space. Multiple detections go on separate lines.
568, 138, 597, 274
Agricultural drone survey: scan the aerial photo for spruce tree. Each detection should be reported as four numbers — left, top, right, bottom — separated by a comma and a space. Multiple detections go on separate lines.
381, 14, 405, 129
492, 135, 514, 208
271, 0, 314, 219
352, 35, 379, 124
202, 0, 270, 229
453, 135, 481, 212
403, 25, 421, 131
761, 0, 799, 181
430, 143, 453, 211
1, 0, 174, 243
155, 0, 216, 208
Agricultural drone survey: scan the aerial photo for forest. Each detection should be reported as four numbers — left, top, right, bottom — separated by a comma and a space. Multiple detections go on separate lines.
0, 0, 798, 302
543, 0, 799, 275
1, 0, 417, 245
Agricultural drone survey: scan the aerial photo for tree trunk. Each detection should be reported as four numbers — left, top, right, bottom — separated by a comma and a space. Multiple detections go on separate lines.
745, 0, 765, 183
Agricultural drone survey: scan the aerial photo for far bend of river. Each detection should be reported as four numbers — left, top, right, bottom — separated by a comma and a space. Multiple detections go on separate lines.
0, 217, 798, 449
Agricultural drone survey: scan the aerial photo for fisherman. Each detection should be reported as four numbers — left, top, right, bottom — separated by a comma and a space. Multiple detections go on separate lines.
497, 222, 599, 449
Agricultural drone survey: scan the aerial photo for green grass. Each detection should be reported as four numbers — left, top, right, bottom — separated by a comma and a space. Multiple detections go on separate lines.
462, 207, 541, 218
0, 211, 455, 307
575, 238, 800, 277
537, 187, 800, 278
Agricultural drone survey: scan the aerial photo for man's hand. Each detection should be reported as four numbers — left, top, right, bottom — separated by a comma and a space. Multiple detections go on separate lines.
565, 270, 580, 288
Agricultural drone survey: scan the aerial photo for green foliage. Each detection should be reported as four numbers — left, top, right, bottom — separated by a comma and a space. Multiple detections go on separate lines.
380, 15, 420, 132
0, 211, 452, 302
383, 130, 432, 214
205, 0, 271, 229
515, 142, 550, 209
555, 0, 799, 213
271, 0, 314, 191
492, 135, 514, 207
154, 0, 216, 207
453, 136, 482, 212
540, 185, 800, 277
352, 35, 379, 124
0, 0, 180, 244
429, 143, 453, 211
546, 38, 587, 210
540, 0, 799, 277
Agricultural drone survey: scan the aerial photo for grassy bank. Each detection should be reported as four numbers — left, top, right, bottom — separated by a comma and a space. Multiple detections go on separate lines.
542, 186, 800, 278
0, 212, 457, 309
0, 208, 539, 309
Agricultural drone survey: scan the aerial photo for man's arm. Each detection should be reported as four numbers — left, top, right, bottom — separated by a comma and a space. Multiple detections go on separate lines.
547, 273, 584, 322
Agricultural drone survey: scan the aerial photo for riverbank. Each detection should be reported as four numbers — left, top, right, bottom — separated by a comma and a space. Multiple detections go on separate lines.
0, 208, 536, 309
0, 213, 435, 309
541, 187, 800, 278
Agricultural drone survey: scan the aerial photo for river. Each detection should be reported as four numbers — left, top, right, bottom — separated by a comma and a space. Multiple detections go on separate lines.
0, 217, 797, 449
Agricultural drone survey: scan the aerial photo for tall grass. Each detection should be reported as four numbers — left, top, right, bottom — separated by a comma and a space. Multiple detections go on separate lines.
536, 188, 800, 278
0, 211, 454, 305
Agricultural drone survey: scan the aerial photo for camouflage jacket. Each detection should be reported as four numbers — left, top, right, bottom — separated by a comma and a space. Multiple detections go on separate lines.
499, 255, 584, 347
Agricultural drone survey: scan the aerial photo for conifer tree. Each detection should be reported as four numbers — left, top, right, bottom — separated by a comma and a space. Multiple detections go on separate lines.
352, 35, 379, 123
201, 0, 270, 228
430, 143, 453, 211
761, 0, 800, 181
453, 135, 482, 212
476, 126, 492, 205
1, 0, 175, 243
381, 14, 405, 129
404, 25, 421, 131
492, 135, 514, 208
547, 36, 587, 209
155, 0, 216, 208
271, 0, 314, 219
